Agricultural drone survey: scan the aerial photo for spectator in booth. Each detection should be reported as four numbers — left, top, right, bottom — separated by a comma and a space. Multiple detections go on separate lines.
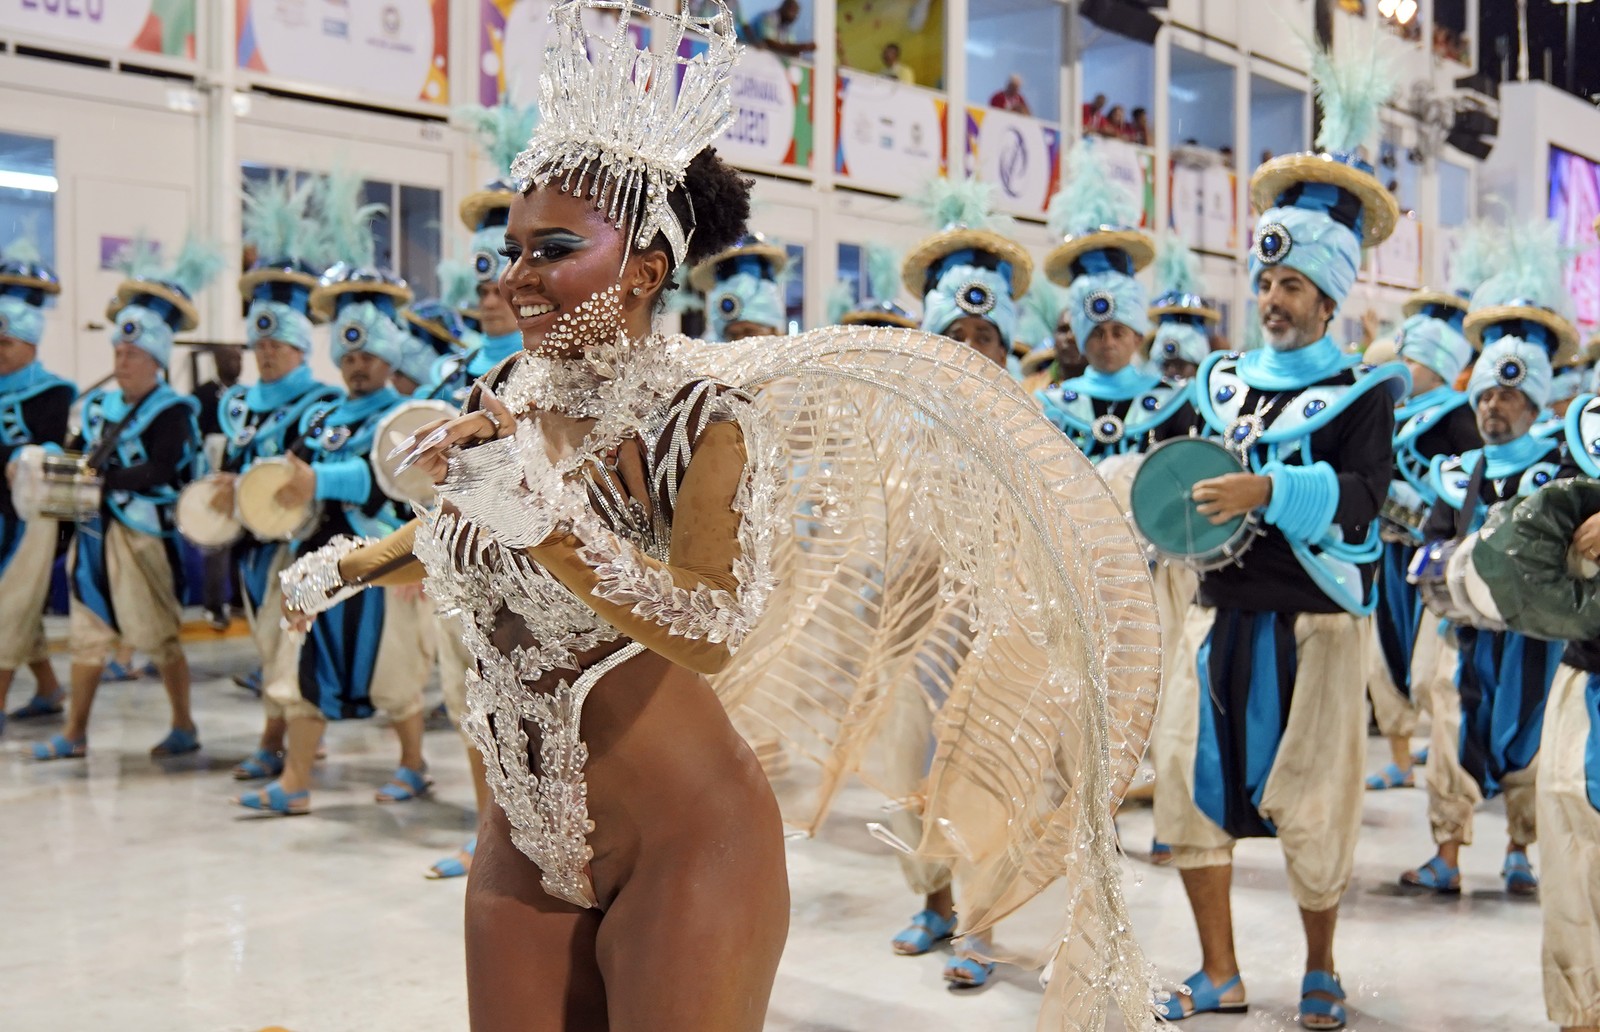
989, 74, 1032, 115
1102, 104, 1127, 139
881, 42, 914, 84
1219, 145, 1236, 167
746, 0, 815, 58
1130, 107, 1150, 145
1082, 92, 1106, 132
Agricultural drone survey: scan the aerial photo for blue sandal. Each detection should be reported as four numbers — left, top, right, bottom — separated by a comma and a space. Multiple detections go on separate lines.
427, 837, 478, 880
33, 734, 87, 761
943, 954, 996, 989
236, 781, 310, 816
9, 691, 64, 720
1400, 855, 1461, 893
1150, 840, 1174, 865
890, 908, 957, 956
375, 765, 432, 803
231, 748, 284, 781
100, 661, 140, 683
1299, 970, 1347, 1030
1155, 970, 1248, 1020
1365, 763, 1414, 790
1503, 850, 1539, 896
1411, 745, 1430, 766
150, 727, 200, 757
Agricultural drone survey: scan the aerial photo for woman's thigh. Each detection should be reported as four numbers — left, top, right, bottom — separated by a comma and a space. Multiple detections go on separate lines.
466, 805, 608, 1032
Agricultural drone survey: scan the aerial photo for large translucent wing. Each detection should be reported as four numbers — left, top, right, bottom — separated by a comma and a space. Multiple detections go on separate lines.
683, 326, 1161, 1031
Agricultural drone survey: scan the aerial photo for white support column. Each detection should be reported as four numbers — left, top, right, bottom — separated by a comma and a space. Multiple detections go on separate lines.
1152, 24, 1171, 240
812, 0, 837, 194
945, 0, 968, 182
202, 0, 242, 352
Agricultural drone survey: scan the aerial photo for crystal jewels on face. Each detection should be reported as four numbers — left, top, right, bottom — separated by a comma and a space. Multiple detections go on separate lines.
1496, 357, 1527, 388
957, 282, 997, 316
1084, 289, 1116, 323
1253, 222, 1292, 265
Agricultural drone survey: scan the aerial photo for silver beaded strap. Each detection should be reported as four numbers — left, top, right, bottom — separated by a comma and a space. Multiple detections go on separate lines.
279, 535, 371, 621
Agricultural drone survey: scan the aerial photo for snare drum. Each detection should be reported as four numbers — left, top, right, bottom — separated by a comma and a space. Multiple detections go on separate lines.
176, 474, 244, 548
10, 445, 102, 522
1129, 437, 1259, 571
1407, 535, 1504, 630
237, 457, 321, 541
370, 399, 457, 507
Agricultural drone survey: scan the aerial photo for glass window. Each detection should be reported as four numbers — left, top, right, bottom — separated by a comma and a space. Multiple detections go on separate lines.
0, 131, 58, 268
838, 0, 944, 88
967, 0, 1061, 123
837, 242, 865, 305
361, 180, 395, 270
784, 242, 805, 332
1170, 48, 1235, 157
1249, 75, 1304, 169
1079, 17, 1154, 145
730, 0, 817, 62
1438, 159, 1470, 227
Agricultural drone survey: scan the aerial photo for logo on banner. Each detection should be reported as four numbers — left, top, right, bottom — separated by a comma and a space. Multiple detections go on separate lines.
998, 128, 1028, 199
383, 4, 402, 35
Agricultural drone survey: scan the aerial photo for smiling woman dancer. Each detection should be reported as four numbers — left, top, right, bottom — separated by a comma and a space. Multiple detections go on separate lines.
278, 3, 1163, 1030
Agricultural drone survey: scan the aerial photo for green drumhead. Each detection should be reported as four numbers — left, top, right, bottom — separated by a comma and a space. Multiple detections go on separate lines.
1130, 438, 1245, 558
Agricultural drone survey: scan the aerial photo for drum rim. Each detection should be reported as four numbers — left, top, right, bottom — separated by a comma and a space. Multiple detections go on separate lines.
371, 399, 457, 506
1130, 435, 1253, 566
237, 457, 321, 540
176, 476, 244, 547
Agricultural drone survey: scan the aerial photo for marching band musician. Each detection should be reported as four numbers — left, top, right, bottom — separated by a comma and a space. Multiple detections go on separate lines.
1399, 221, 1578, 898
235, 261, 434, 815
1038, 142, 1198, 461
1150, 36, 1408, 1024
0, 241, 74, 730
1364, 257, 1488, 794
1146, 234, 1219, 385
33, 240, 215, 761
395, 297, 467, 397
221, 174, 344, 781
692, 233, 789, 341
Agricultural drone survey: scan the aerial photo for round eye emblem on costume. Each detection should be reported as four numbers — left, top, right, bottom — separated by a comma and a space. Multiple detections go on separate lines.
1141, 395, 1159, 411
473, 249, 498, 282
254, 310, 278, 337
956, 282, 997, 316
715, 293, 742, 319
1083, 290, 1115, 324
1532, 470, 1551, 487
1062, 390, 1079, 402
1495, 357, 1527, 388
1092, 414, 1126, 444
1590, 438, 1600, 456
1253, 222, 1292, 266
1304, 399, 1327, 417
341, 323, 366, 349
1215, 385, 1236, 403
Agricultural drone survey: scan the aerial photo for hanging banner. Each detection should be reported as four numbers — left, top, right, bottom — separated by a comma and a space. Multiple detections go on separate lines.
0, 0, 195, 58
964, 107, 1060, 218
238, 0, 449, 106
834, 69, 946, 195
1093, 138, 1155, 229
480, 0, 647, 107
716, 49, 813, 171
1372, 213, 1423, 290
1168, 158, 1237, 253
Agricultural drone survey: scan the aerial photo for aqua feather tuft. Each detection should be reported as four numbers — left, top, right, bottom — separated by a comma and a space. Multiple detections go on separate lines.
1048, 139, 1139, 240
1470, 216, 1579, 320
1446, 218, 1500, 297
1015, 279, 1067, 349
825, 280, 856, 325
435, 255, 479, 312
111, 233, 164, 280
242, 172, 321, 265
915, 176, 999, 232
863, 244, 902, 304
663, 268, 703, 316
1303, 20, 1401, 156
455, 96, 541, 179
1152, 234, 1201, 297
313, 168, 388, 269
1, 234, 42, 264
168, 234, 225, 296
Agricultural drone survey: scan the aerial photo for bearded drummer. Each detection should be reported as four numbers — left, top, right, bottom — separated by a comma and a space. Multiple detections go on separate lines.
0, 243, 74, 731
1148, 45, 1409, 1024
235, 263, 434, 815
1037, 143, 1198, 462
692, 233, 789, 341
220, 174, 343, 779
1398, 228, 1577, 898
33, 249, 212, 762
1363, 267, 1487, 794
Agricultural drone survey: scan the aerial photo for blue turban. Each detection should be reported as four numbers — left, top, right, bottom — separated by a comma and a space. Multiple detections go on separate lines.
469, 226, 509, 287
1150, 320, 1209, 367
921, 264, 1018, 345
0, 295, 44, 346
1468, 336, 1554, 411
1063, 267, 1150, 352
1249, 204, 1361, 306
1397, 311, 1473, 385
109, 303, 176, 368
246, 298, 316, 352
330, 300, 407, 369
708, 272, 786, 341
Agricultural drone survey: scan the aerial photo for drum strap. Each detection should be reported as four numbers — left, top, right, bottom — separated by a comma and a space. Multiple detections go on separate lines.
1456, 455, 1487, 541
84, 390, 154, 474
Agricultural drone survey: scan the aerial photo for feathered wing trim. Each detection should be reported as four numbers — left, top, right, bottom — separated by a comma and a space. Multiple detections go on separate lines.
686, 325, 1162, 1032
314, 167, 388, 269
1153, 233, 1201, 297
242, 172, 320, 264
454, 96, 541, 179
1050, 139, 1140, 239
825, 280, 855, 325
168, 234, 225, 296
1304, 20, 1400, 155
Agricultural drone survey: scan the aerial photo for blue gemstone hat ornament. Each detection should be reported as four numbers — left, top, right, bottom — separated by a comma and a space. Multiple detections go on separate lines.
455, 93, 541, 232
308, 167, 414, 323
715, 292, 743, 320
960, 281, 999, 316
1043, 138, 1153, 288
1248, 22, 1401, 249
900, 176, 1033, 300
835, 244, 921, 329
1461, 213, 1581, 366
689, 232, 789, 294
1083, 289, 1115, 324
1251, 223, 1292, 266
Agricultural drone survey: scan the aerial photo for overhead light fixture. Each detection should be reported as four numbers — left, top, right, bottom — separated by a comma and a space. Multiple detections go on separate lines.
1378, 0, 1418, 22
0, 170, 58, 193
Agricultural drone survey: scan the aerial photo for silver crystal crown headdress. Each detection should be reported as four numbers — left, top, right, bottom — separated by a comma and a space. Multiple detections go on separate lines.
510, 0, 740, 267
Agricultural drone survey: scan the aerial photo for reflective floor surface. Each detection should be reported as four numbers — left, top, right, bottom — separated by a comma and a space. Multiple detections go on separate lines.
3, 634, 1545, 1031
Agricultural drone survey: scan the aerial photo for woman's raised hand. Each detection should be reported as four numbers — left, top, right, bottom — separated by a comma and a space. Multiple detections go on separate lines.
391, 389, 518, 485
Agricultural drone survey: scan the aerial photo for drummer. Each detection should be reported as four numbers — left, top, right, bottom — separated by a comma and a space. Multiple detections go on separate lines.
1146, 234, 1218, 384
221, 173, 343, 778
1399, 223, 1577, 897
1037, 143, 1197, 461
0, 241, 74, 731
832, 243, 920, 332
691, 233, 789, 341
1149, 41, 1408, 1024
1364, 258, 1488, 794
394, 298, 466, 397
235, 257, 434, 816
33, 242, 213, 761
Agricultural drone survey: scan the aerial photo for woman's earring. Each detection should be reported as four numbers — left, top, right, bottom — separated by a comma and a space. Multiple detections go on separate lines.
630, 286, 643, 296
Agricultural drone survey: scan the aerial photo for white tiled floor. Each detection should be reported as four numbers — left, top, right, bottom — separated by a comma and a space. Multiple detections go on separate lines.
2, 635, 1548, 1031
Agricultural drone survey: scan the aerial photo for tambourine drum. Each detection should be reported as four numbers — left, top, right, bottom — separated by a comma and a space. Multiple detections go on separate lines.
1095, 452, 1145, 516
1408, 535, 1503, 630
176, 475, 244, 548
1469, 478, 1600, 641
370, 399, 457, 507
11, 445, 102, 522
1129, 437, 1258, 571
237, 457, 321, 542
